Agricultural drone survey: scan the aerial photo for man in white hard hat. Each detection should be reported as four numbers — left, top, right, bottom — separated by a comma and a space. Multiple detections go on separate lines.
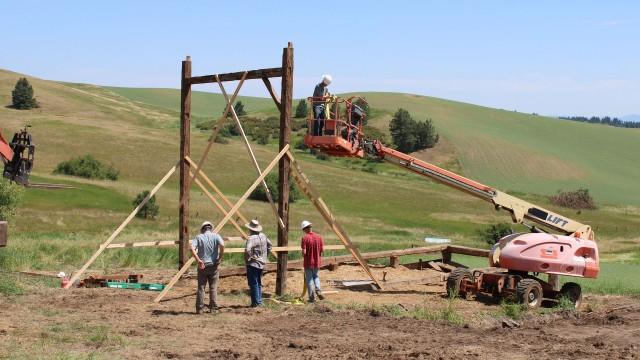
300, 220, 325, 302
244, 219, 272, 307
311, 74, 332, 136
191, 221, 225, 314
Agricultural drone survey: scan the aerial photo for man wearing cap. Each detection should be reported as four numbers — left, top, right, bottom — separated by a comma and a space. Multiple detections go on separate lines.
300, 220, 325, 302
312, 74, 332, 136
244, 219, 272, 307
191, 221, 225, 314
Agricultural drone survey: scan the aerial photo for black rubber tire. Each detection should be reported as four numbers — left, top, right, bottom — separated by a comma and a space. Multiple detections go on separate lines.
446, 268, 474, 299
516, 279, 543, 309
558, 282, 582, 309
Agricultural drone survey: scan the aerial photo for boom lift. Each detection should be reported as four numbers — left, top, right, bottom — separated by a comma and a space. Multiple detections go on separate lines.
304, 96, 599, 309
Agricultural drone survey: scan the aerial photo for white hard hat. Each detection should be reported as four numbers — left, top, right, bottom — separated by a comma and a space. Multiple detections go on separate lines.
321, 74, 332, 85
201, 221, 213, 230
57, 271, 66, 278
300, 220, 312, 230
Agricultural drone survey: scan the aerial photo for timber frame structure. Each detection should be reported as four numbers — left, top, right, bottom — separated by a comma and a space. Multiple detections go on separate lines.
64, 43, 382, 300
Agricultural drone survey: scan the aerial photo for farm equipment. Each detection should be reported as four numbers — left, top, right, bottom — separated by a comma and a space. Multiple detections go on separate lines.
0, 125, 35, 185
304, 95, 599, 309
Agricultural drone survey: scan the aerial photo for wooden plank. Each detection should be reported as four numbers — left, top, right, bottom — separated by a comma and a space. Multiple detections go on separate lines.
191, 170, 247, 238
217, 76, 285, 231
65, 163, 178, 289
105, 237, 245, 249
189, 67, 283, 85
262, 77, 282, 111
185, 156, 249, 226
179, 72, 248, 210
286, 150, 384, 290
446, 245, 490, 258
154, 145, 290, 303
179, 56, 192, 268
276, 43, 294, 296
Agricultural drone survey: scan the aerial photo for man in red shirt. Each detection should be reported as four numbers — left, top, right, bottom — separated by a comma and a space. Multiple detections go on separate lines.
300, 220, 324, 302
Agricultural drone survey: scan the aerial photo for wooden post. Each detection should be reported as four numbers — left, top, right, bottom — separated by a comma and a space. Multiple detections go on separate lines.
179, 56, 192, 269
276, 42, 293, 296
390, 256, 399, 268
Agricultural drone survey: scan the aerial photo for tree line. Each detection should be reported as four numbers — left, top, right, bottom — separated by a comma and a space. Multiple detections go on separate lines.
558, 116, 640, 129
389, 108, 439, 153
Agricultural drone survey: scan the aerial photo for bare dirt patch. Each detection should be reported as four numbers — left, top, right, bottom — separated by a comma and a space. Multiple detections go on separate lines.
1, 265, 639, 359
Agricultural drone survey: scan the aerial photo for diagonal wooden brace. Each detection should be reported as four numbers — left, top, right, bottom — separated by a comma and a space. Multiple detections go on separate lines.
154, 145, 290, 303
216, 77, 286, 231
179, 71, 248, 210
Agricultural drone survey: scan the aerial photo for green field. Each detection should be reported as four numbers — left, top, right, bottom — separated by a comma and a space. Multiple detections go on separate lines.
1, 68, 639, 295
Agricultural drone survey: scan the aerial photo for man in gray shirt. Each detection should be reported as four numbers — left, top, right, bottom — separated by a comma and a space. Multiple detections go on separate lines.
312, 74, 332, 136
244, 219, 272, 307
191, 221, 225, 314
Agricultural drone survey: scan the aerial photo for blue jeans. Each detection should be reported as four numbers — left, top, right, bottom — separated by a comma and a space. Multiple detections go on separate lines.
246, 265, 263, 307
304, 268, 321, 300
313, 105, 325, 136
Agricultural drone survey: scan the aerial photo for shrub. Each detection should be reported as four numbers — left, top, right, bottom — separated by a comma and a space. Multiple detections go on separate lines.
11, 77, 39, 110
0, 178, 23, 221
249, 173, 301, 203
132, 190, 159, 219
224, 101, 246, 117
53, 155, 119, 180
477, 223, 513, 245
550, 188, 596, 209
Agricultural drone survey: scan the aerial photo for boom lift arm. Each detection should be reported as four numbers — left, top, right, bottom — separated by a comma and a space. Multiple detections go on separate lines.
364, 140, 594, 240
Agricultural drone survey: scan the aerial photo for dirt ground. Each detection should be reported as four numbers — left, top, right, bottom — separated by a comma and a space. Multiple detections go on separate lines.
1, 265, 639, 359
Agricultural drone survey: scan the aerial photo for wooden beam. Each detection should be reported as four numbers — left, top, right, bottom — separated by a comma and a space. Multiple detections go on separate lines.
262, 77, 282, 111
445, 245, 490, 258
189, 67, 283, 85
179, 56, 192, 268
105, 237, 245, 249
154, 145, 290, 303
276, 43, 294, 296
65, 163, 178, 289
190, 170, 247, 238
286, 150, 384, 289
184, 155, 249, 225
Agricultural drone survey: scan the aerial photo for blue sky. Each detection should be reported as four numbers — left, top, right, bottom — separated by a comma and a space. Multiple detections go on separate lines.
1, 1, 638, 116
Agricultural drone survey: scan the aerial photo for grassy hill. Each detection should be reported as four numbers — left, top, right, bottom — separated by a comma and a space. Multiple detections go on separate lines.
107, 87, 640, 206
1, 69, 639, 278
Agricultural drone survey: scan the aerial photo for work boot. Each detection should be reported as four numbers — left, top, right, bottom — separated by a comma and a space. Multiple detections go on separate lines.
196, 309, 204, 315
308, 297, 316, 304
316, 290, 325, 300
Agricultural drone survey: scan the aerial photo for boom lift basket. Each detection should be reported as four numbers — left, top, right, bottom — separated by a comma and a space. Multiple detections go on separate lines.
304, 96, 367, 157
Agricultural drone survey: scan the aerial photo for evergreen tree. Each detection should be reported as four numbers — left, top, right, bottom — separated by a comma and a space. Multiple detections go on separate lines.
132, 190, 159, 219
389, 108, 416, 152
11, 77, 39, 110
414, 118, 439, 150
223, 101, 247, 117
234, 101, 246, 116
295, 99, 308, 118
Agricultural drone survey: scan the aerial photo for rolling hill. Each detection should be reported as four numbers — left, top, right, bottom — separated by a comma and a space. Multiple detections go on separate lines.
107, 87, 640, 206
1, 68, 638, 273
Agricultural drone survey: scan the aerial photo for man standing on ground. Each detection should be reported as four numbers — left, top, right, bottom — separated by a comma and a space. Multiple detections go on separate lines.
191, 221, 225, 314
300, 220, 324, 303
312, 74, 332, 136
244, 219, 272, 307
